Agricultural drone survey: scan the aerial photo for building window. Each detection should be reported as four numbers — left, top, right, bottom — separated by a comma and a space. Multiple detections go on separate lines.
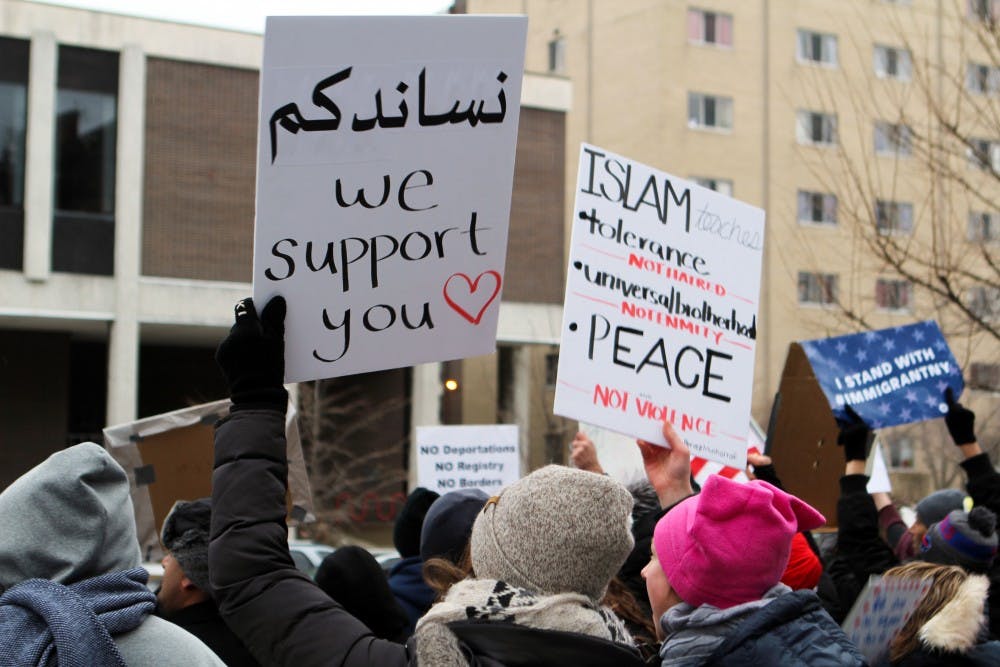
547, 31, 565, 74
874, 121, 912, 156
874, 45, 911, 80
692, 177, 733, 196
545, 351, 559, 387
888, 437, 914, 469
797, 190, 837, 225
967, 62, 1000, 94
970, 362, 1000, 390
967, 138, 1000, 171
0, 36, 29, 271
688, 9, 733, 47
969, 211, 1000, 242
968, 285, 1000, 319
796, 110, 837, 145
969, 0, 999, 22
797, 272, 838, 305
797, 29, 838, 66
52, 46, 119, 276
687, 92, 733, 130
875, 199, 913, 235
876, 278, 912, 311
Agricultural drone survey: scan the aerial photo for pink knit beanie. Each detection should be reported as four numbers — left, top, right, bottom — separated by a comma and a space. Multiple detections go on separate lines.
653, 475, 825, 609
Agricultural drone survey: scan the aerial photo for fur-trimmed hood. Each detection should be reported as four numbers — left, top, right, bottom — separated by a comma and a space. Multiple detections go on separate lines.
918, 574, 990, 653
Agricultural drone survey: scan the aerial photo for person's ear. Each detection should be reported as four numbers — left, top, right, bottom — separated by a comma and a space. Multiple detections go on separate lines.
179, 575, 200, 592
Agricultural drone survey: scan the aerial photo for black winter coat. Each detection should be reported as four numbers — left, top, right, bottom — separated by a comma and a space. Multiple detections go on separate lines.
209, 408, 646, 667
824, 474, 898, 622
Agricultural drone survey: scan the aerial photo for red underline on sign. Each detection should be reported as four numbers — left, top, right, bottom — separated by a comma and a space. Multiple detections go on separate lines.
720, 431, 747, 442
573, 292, 618, 309
580, 243, 626, 261
558, 380, 590, 394
730, 293, 756, 305
724, 339, 753, 351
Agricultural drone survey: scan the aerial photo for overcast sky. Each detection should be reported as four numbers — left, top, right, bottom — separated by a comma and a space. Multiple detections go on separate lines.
32, 0, 455, 33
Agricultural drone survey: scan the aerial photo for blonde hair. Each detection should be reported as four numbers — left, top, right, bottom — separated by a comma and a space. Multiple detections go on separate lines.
885, 561, 976, 662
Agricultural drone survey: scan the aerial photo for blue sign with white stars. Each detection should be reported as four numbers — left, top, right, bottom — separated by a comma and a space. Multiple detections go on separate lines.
800, 320, 965, 429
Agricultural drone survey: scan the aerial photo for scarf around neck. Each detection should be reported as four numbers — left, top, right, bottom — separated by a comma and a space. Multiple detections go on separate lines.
415, 578, 633, 667
0, 566, 155, 667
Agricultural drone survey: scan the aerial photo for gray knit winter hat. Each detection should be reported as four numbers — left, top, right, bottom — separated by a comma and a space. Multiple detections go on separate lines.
160, 498, 212, 592
915, 489, 967, 527
469, 465, 634, 601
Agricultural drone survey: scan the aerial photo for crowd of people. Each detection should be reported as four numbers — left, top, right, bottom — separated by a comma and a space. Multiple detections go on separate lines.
2, 294, 1000, 666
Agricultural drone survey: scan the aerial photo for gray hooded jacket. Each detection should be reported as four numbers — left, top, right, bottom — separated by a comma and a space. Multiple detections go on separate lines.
0, 442, 224, 666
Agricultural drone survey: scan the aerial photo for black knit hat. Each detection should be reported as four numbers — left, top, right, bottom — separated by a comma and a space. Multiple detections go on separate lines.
315, 546, 409, 643
160, 497, 212, 592
920, 507, 999, 573
392, 488, 439, 558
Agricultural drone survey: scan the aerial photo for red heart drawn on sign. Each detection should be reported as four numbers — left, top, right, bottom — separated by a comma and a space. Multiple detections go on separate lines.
443, 271, 502, 325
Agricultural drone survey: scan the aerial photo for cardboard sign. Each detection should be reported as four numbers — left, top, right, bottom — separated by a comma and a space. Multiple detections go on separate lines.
416, 424, 519, 494
253, 16, 527, 382
801, 320, 964, 428
554, 144, 765, 467
766, 343, 844, 527
842, 574, 932, 665
103, 399, 314, 562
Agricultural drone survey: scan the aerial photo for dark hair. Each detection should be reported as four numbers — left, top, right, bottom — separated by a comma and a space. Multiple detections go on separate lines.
602, 576, 657, 651
423, 542, 474, 600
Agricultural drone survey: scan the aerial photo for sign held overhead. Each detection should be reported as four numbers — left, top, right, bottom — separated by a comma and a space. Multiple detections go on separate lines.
555, 144, 765, 468
253, 15, 527, 382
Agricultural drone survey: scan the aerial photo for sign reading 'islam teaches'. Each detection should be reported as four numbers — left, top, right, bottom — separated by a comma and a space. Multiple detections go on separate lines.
252, 16, 527, 382
554, 144, 766, 468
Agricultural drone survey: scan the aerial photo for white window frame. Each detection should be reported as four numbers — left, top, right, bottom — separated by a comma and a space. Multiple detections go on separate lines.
688, 8, 733, 47
874, 121, 913, 156
687, 92, 733, 131
969, 211, 1000, 242
875, 199, 914, 235
797, 190, 838, 226
692, 176, 734, 197
966, 62, 1000, 94
874, 45, 912, 81
967, 138, 1000, 171
796, 110, 838, 146
797, 271, 838, 306
875, 278, 912, 312
797, 29, 838, 66
968, 285, 1000, 320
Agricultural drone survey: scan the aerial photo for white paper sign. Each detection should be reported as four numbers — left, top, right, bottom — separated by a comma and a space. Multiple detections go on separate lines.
554, 145, 765, 467
416, 425, 520, 494
254, 16, 527, 382
842, 575, 932, 665
866, 439, 893, 494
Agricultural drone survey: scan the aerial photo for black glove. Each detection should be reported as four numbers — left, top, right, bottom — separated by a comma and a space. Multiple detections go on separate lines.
836, 405, 871, 463
215, 296, 287, 412
944, 387, 976, 446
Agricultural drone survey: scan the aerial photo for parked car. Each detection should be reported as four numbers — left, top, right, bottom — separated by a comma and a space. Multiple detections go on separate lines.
289, 541, 336, 578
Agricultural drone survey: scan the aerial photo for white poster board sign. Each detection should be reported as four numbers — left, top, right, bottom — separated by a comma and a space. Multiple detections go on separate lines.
842, 575, 932, 665
416, 424, 520, 494
254, 16, 527, 382
866, 439, 892, 495
554, 144, 765, 467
